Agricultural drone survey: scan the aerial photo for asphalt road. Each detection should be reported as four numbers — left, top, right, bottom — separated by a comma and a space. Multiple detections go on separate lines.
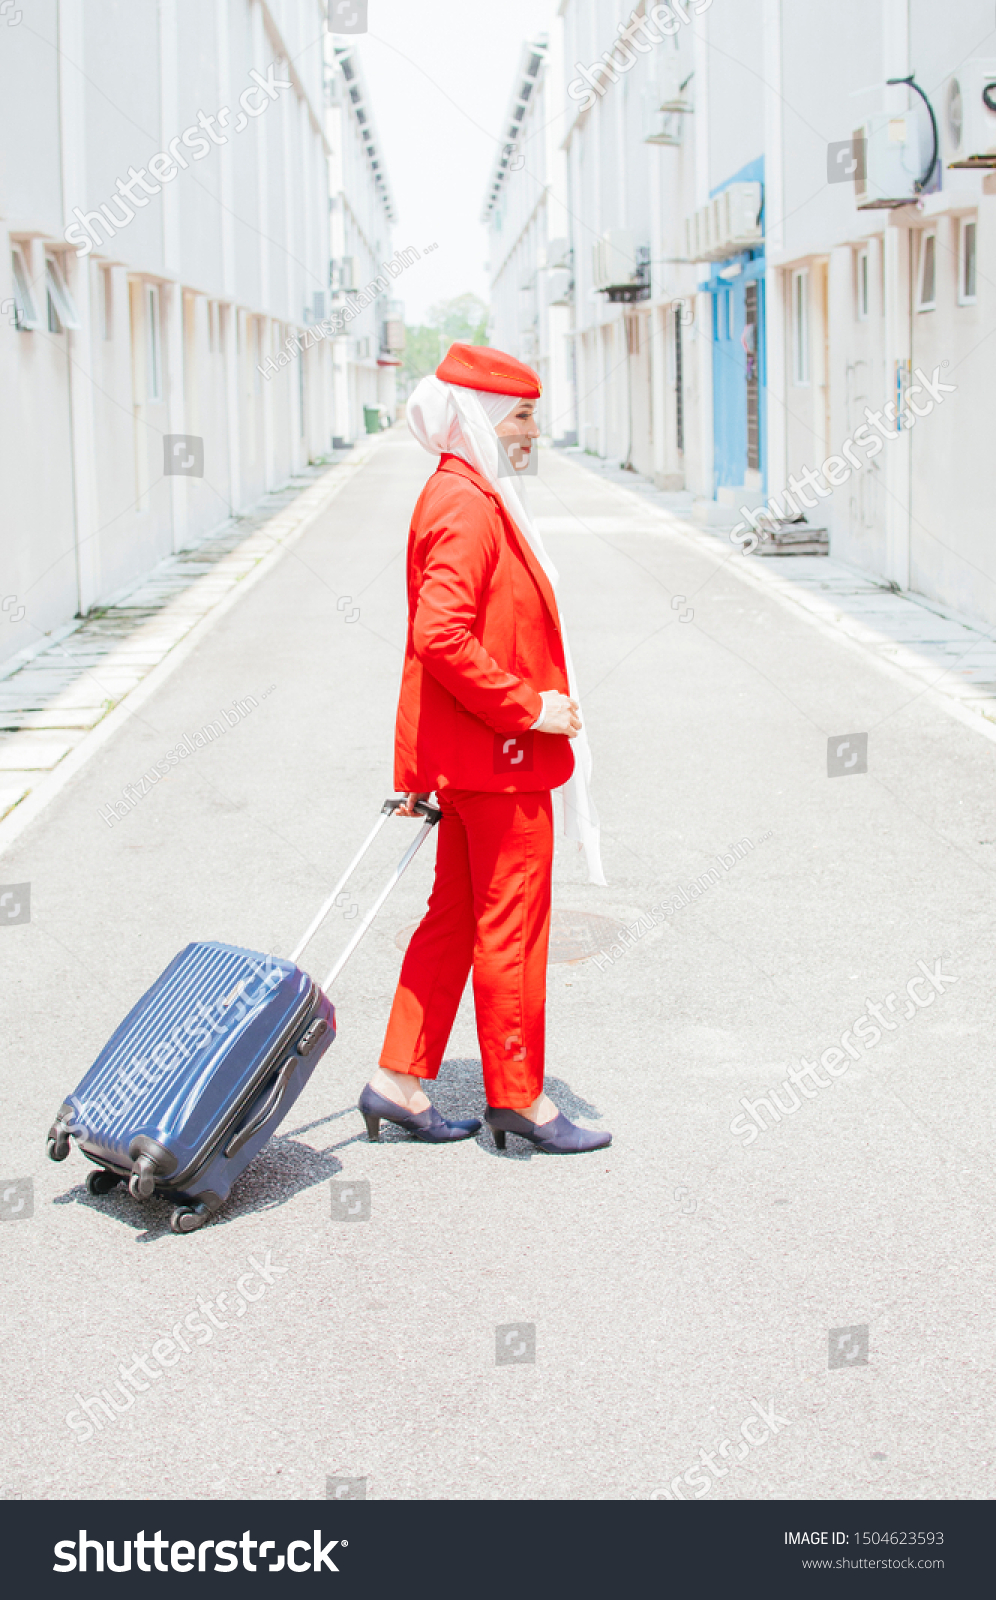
1, 429, 993, 1502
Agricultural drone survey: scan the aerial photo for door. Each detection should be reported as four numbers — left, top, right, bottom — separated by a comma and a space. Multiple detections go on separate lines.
711, 272, 766, 491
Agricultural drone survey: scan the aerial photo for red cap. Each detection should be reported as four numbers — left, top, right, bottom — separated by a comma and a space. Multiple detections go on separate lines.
436, 342, 541, 398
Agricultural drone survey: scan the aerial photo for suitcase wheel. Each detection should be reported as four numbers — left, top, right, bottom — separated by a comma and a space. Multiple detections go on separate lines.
170, 1204, 208, 1235
128, 1156, 157, 1200
85, 1169, 121, 1197
46, 1133, 70, 1163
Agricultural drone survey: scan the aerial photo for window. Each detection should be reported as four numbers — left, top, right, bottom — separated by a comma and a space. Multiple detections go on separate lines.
45, 255, 80, 334
916, 231, 936, 311
959, 218, 977, 304
101, 267, 113, 340
791, 268, 809, 385
146, 284, 162, 399
10, 245, 41, 331
857, 248, 869, 320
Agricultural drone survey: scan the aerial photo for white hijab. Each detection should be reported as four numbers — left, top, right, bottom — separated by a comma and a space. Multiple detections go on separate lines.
406, 373, 606, 887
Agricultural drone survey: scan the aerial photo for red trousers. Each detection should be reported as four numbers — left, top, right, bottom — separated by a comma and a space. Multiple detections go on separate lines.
379, 788, 553, 1109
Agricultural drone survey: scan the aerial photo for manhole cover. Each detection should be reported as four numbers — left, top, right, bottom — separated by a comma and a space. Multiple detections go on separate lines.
395, 910, 627, 965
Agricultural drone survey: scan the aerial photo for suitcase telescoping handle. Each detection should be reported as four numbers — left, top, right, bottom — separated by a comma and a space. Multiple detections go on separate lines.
288, 796, 442, 994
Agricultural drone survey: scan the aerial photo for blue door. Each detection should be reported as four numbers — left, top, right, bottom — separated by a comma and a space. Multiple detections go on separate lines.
711, 268, 766, 493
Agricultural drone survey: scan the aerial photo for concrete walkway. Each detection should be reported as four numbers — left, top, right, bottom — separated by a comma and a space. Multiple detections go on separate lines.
1, 430, 992, 1503
0, 437, 383, 844
562, 448, 996, 736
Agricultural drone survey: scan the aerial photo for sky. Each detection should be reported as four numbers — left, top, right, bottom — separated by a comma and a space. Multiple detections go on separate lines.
340, 0, 557, 324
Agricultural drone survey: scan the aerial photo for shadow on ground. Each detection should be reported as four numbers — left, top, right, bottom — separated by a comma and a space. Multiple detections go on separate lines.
51, 1121, 350, 1241
432, 1057, 608, 1161
48, 1057, 611, 1235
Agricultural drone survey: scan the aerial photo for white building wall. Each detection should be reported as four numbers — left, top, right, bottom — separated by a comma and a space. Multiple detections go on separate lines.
0, 0, 348, 672
557, 0, 706, 483
768, 0, 996, 623
325, 43, 401, 441
542, 0, 996, 625
484, 37, 577, 444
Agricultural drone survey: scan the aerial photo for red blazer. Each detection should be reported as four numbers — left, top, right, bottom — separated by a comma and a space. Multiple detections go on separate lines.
393, 455, 575, 793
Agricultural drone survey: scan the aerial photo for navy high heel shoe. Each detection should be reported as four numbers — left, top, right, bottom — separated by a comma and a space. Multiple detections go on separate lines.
358, 1083, 481, 1143
485, 1105, 612, 1154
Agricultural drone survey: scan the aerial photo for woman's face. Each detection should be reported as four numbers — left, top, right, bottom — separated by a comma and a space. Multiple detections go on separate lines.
494, 398, 539, 441
494, 398, 539, 473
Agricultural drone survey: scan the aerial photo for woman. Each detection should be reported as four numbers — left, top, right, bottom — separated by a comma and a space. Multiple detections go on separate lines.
358, 343, 611, 1155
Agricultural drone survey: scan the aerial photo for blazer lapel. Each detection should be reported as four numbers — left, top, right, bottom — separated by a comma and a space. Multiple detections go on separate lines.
437, 456, 561, 630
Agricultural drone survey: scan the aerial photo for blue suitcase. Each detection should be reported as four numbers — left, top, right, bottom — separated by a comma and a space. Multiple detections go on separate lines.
46, 798, 440, 1233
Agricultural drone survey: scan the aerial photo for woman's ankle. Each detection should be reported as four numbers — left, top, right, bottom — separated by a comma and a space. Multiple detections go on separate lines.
518, 1091, 558, 1126
371, 1066, 430, 1109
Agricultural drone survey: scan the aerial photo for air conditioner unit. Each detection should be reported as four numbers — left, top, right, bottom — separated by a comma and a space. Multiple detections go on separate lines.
593, 229, 636, 290
854, 113, 921, 206
381, 318, 405, 352
683, 208, 703, 262
642, 87, 682, 146
545, 236, 571, 270
707, 195, 724, 255
684, 182, 762, 260
335, 256, 357, 292
719, 184, 762, 252
943, 58, 996, 165
305, 290, 326, 324
545, 267, 573, 306
658, 56, 693, 113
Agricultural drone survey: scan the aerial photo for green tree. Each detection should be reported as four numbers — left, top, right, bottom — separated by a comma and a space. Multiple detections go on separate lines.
401, 293, 490, 393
